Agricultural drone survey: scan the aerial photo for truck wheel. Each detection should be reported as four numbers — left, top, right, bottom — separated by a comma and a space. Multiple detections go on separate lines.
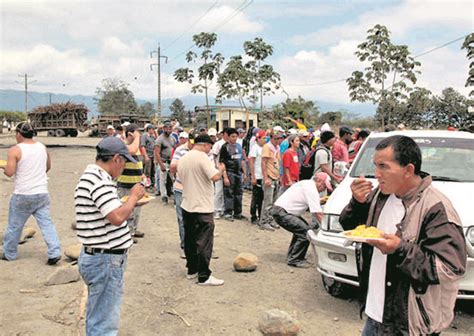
47, 130, 55, 137
55, 129, 66, 137
321, 274, 346, 298
69, 129, 78, 137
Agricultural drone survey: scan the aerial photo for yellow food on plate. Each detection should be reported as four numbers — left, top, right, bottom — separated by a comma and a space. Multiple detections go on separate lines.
347, 225, 383, 238
320, 195, 330, 204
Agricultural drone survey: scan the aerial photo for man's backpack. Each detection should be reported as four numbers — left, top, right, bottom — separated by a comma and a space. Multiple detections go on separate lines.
299, 146, 330, 180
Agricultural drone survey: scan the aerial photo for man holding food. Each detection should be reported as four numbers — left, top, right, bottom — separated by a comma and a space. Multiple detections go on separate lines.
340, 135, 466, 335
75, 136, 145, 335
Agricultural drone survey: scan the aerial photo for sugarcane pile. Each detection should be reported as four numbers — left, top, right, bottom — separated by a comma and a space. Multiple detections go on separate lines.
29, 102, 89, 123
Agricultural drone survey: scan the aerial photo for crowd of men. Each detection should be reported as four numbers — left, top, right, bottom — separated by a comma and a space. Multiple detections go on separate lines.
1, 119, 467, 336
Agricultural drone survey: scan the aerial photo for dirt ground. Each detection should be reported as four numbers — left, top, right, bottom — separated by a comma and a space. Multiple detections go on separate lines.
0, 133, 472, 336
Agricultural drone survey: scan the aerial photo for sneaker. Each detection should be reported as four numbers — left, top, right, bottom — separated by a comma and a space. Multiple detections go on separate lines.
259, 223, 275, 231
186, 273, 198, 280
223, 214, 234, 222
198, 275, 224, 286
233, 214, 247, 221
162, 196, 169, 204
288, 261, 310, 269
155, 191, 161, 197
133, 230, 145, 238
46, 256, 61, 266
270, 222, 280, 229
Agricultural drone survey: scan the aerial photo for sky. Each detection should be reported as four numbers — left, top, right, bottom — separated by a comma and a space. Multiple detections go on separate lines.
0, 0, 472, 112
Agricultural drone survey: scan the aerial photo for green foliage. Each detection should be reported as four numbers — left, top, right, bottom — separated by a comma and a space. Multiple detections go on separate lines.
347, 24, 420, 128
174, 32, 224, 126
194, 111, 208, 127
319, 111, 343, 125
216, 37, 280, 129
138, 102, 156, 116
428, 88, 470, 128
0, 110, 27, 123
262, 96, 319, 129
95, 78, 138, 116
169, 98, 187, 125
461, 33, 474, 97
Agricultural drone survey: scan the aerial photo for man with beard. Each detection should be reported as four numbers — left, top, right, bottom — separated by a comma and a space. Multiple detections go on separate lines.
154, 121, 176, 204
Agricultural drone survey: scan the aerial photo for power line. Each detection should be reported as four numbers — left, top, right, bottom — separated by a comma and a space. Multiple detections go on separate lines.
161, 1, 220, 52
283, 33, 470, 88
168, 0, 253, 63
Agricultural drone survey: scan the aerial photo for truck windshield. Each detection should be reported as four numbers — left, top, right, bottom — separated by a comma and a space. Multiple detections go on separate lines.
350, 137, 474, 182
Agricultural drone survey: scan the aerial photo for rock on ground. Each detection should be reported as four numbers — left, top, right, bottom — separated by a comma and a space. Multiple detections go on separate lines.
64, 243, 82, 260
45, 266, 80, 286
233, 252, 258, 272
258, 309, 300, 336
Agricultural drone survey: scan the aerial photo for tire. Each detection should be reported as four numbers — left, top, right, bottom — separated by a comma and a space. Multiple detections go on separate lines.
68, 129, 78, 137
55, 129, 66, 137
321, 274, 346, 298
47, 130, 55, 137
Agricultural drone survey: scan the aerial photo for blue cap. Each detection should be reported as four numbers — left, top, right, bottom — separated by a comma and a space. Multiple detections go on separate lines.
96, 137, 137, 163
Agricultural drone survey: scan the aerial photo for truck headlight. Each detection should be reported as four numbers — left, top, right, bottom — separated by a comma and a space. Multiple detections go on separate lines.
322, 214, 344, 232
467, 226, 474, 246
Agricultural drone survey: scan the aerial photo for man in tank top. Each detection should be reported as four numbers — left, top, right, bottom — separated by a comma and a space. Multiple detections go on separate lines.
1, 122, 62, 264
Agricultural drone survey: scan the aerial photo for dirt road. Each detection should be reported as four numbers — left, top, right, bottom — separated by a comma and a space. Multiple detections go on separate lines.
0, 134, 472, 335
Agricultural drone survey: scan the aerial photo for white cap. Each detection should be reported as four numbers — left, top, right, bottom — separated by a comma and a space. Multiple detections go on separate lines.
208, 128, 217, 136
273, 125, 285, 132
288, 128, 298, 135
179, 131, 189, 139
321, 123, 331, 132
122, 121, 130, 127
107, 125, 114, 130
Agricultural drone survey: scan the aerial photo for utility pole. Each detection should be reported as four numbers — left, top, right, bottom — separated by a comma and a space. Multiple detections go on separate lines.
150, 44, 168, 121
18, 74, 33, 113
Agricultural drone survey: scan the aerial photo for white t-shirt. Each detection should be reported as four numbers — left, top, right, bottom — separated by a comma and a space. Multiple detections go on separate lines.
365, 194, 405, 323
314, 147, 331, 175
274, 179, 322, 216
248, 144, 263, 179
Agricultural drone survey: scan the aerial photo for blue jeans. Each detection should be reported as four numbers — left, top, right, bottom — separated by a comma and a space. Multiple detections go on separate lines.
3, 193, 61, 260
362, 316, 384, 336
78, 249, 128, 336
174, 189, 185, 250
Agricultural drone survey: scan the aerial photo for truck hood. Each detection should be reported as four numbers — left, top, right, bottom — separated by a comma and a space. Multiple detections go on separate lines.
324, 177, 473, 229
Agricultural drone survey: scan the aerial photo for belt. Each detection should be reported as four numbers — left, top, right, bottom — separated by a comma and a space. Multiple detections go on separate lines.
84, 247, 128, 255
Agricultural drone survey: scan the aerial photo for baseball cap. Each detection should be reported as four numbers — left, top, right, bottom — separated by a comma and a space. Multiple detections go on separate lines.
339, 126, 353, 137
237, 128, 245, 133
96, 137, 137, 163
288, 128, 298, 135
197, 124, 207, 132
194, 134, 214, 145
125, 123, 140, 134
256, 130, 266, 138
146, 124, 156, 130
208, 128, 217, 136
107, 125, 114, 130
273, 125, 285, 133
121, 121, 130, 127
179, 131, 189, 139
315, 172, 333, 192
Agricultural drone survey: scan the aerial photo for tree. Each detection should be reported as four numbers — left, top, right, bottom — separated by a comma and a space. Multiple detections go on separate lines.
95, 78, 138, 116
243, 37, 280, 111
319, 111, 343, 125
461, 33, 474, 97
0, 110, 27, 123
347, 24, 420, 129
138, 102, 156, 116
400, 87, 433, 128
169, 98, 187, 125
216, 38, 280, 128
174, 32, 224, 127
429, 88, 470, 128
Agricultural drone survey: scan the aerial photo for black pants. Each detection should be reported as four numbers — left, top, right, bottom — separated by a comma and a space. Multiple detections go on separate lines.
182, 210, 214, 283
250, 179, 263, 221
271, 206, 312, 265
223, 172, 243, 216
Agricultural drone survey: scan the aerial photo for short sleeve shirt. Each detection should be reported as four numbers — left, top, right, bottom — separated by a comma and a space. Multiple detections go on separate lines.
141, 133, 156, 157
219, 142, 243, 174
248, 144, 263, 179
155, 134, 175, 161
262, 142, 281, 180
331, 138, 349, 163
314, 147, 332, 175
274, 179, 322, 216
282, 149, 300, 186
178, 150, 218, 213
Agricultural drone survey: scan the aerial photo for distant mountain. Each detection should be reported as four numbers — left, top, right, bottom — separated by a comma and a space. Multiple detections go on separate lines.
0, 89, 375, 117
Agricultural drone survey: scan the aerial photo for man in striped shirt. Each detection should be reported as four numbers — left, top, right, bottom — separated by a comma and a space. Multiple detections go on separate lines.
75, 136, 145, 335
